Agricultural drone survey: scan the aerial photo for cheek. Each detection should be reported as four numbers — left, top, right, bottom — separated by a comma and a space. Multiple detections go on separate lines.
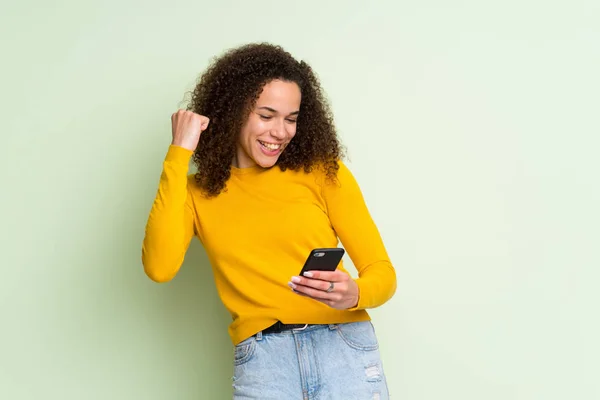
239, 127, 252, 145
287, 125, 298, 139
248, 120, 269, 138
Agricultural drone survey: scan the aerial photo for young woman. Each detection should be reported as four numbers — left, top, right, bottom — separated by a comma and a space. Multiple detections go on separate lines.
142, 42, 396, 399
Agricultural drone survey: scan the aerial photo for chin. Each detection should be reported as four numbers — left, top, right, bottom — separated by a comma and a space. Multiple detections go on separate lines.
255, 156, 279, 168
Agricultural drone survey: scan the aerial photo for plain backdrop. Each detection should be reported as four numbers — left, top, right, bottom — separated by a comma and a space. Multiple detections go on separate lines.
1, 1, 598, 399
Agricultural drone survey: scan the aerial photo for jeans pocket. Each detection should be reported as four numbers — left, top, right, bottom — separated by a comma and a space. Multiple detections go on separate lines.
335, 321, 379, 351
234, 336, 257, 366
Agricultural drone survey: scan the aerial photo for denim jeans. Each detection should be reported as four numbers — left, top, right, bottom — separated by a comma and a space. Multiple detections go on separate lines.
232, 321, 390, 399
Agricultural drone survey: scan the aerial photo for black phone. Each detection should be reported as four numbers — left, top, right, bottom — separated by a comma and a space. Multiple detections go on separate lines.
299, 248, 345, 275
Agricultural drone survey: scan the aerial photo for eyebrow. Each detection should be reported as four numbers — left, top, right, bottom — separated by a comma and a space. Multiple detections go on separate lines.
257, 106, 299, 116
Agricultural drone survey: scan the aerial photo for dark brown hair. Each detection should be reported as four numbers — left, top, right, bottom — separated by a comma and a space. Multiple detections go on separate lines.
186, 42, 344, 197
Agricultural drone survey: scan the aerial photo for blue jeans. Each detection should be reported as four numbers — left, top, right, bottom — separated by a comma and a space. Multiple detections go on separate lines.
232, 321, 390, 399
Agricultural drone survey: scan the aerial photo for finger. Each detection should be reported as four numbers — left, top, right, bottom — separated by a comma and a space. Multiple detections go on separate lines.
290, 276, 331, 292
292, 288, 333, 308
294, 290, 341, 309
290, 285, 345, 309
289, 281, 340, 301
290, 287, 309, 297
301, 270, 349, 282
313, 298, 337, 309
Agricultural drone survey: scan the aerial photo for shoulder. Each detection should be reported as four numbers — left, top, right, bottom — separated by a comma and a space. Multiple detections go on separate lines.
335, 159, 353, 178
320, 158, 355, 180
186, 173, 202, 194
308, 159, 359, 192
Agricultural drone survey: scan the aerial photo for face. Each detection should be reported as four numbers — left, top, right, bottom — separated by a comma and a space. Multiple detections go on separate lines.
234, 79, 301, 169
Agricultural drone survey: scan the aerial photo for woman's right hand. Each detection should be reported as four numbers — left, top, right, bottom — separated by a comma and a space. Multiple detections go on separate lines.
171, 110, 210, 151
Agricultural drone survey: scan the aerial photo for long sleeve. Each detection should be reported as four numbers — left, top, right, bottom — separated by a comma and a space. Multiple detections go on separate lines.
322, 161, 397, 309
141, 145, 196, 282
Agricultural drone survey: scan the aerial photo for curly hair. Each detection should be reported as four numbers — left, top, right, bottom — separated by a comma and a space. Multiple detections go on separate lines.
185, 42, 345, 197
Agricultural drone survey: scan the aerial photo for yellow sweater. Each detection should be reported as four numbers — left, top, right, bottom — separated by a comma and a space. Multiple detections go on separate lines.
142, 145, 396, 345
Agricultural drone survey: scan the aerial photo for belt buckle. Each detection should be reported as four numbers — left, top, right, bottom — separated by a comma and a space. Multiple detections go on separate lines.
292, 323, 308, 331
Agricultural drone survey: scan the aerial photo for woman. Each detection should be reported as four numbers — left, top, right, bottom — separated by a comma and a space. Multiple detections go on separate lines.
142, 42, 396, 399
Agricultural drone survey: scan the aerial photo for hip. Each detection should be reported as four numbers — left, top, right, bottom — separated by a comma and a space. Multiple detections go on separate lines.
232, 321, 389, 400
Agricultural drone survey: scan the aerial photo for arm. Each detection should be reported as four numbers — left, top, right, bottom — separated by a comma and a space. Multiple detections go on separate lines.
141, 145, 196, 282
323, 161, 397, 309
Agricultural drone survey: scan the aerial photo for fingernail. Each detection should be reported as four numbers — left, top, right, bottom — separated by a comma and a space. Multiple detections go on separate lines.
303, 272, 313, 277
291, 276, 301, 283
288, 282, 296, 289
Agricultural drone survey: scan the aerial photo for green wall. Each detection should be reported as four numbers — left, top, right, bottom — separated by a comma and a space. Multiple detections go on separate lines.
2, 1, 598, 399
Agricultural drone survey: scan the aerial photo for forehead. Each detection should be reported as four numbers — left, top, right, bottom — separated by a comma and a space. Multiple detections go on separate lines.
256, 79, 301, 109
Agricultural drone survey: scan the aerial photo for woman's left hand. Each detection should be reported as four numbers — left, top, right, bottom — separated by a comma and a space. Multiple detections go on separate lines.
288, 270, 359, 310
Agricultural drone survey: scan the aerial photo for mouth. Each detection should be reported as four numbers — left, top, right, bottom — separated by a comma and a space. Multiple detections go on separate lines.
258, 140, 284, 153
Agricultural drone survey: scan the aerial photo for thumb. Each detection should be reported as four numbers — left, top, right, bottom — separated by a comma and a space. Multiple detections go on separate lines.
201, 118, 210, 131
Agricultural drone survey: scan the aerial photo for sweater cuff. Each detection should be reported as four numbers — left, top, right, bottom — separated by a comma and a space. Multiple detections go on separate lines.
347, 278, 367, 311
165, 145, 194, 166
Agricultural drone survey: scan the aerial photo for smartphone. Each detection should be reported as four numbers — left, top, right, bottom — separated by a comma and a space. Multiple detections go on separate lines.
299, 248, 345, 275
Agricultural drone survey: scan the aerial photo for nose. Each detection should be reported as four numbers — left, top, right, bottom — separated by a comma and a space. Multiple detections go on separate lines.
270, 119, 286, 140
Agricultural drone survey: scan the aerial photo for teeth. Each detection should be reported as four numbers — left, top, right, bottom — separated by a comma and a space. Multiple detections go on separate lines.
260, 141, 281, 150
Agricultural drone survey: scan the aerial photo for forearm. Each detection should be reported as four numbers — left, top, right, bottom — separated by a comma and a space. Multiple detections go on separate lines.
322, 161, 397, 310
142, 145, 195, 282
353, 261, 397, 309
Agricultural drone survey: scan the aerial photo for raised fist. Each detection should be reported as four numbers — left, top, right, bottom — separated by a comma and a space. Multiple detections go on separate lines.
171, 110, 210, 151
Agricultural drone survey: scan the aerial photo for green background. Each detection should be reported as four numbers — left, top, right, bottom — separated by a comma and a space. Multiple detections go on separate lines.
1, 1, 598, 399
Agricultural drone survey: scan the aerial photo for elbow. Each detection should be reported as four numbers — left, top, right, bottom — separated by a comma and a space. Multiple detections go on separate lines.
141, 251, 178, 283
374, 261, 397, 303
385, 262, 398, 300
144, 266, 176, 283
388, 277, 397, 302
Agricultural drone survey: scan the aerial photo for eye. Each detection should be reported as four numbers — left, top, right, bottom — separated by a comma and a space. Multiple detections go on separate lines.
259, 115, 273, 120
286, 119, 297, 124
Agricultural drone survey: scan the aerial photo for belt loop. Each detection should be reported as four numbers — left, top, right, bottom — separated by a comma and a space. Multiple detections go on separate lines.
328, 324, 337, 330
256, 331, 263, 341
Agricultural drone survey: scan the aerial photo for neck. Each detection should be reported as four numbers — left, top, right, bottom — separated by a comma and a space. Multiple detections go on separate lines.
233, 147, 258, 169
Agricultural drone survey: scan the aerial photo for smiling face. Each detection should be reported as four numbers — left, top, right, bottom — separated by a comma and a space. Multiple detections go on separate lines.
234, 79, 302, 169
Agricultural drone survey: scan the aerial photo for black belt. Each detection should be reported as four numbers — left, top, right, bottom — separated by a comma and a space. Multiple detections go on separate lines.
261, 321, 310, 335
